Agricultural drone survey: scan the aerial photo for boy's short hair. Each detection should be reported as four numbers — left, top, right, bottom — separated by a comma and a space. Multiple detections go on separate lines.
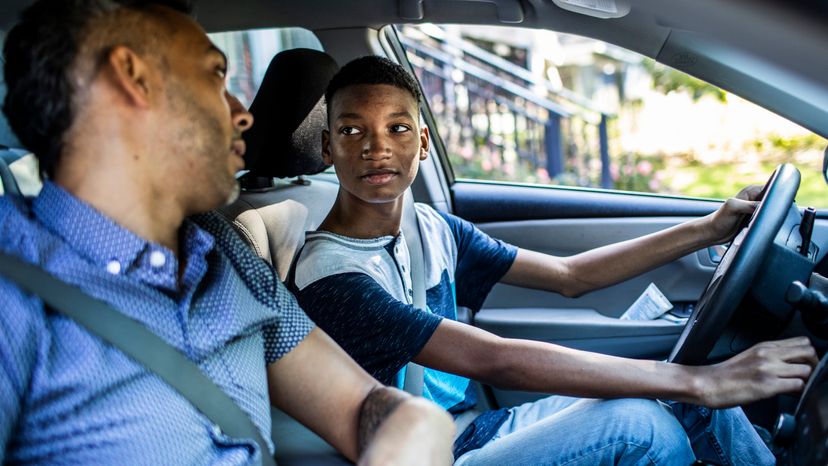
324, 56, 422, 110
2, 0, 192, 178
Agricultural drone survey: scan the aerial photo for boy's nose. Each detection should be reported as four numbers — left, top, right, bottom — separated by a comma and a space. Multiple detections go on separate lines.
361, 133, 391, 160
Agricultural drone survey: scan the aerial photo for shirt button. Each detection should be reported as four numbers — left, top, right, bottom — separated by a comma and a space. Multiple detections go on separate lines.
106, 260, 122, 275
149, 251, 166, 268
408, 289, 413, 297
401, 265, 406, 272
394, 246, 400, 254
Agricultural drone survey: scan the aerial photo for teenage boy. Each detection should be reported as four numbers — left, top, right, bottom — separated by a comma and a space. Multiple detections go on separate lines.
290, 55, 818, 466
0, 3, 454, 464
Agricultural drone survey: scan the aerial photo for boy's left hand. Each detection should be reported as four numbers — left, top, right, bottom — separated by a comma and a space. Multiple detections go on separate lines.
704, 184, 762, 243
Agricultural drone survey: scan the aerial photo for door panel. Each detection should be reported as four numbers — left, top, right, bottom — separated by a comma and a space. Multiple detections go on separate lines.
479, 217, 717, 315
451, 181, 722, 406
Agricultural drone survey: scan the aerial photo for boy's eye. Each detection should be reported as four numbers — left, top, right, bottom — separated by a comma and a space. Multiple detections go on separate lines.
390, 124, 411, 133
340, 126, 362, 135
215, 66, 227, 79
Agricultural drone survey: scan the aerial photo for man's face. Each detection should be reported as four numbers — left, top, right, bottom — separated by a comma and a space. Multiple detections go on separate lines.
323, 84, 428, 205
150, 10, 251, 212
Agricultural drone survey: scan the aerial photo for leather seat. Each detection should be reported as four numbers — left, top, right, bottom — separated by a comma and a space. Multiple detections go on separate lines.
218, 49, 351, 464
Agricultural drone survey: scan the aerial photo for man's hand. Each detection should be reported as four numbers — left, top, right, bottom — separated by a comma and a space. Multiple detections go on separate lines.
703, 184, 762, 244
358, 390, 454, 466
268, 328, 453, 464
692, 336, 818, 408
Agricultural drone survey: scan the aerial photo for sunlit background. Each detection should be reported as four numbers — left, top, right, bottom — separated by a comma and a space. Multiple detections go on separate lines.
2, 24, 825, 206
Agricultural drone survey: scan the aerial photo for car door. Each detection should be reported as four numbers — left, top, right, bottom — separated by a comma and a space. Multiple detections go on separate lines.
385, 22, 828, 407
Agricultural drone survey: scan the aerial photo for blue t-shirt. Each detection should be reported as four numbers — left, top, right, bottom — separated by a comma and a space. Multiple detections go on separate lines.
290, 203, 517, 413
0, 182, 315, 465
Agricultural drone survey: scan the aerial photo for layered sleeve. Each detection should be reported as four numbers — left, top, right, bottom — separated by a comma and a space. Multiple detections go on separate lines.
294, 273, 442, 385
438, 212, 518, 313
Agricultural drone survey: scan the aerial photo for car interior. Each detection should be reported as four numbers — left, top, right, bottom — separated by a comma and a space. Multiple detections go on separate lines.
2, 1, 828, 465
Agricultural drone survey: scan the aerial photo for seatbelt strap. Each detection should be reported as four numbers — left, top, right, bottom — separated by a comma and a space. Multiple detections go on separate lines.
400, 189, 426, 396
0, 252, 277, 466
0, 148, 24, 208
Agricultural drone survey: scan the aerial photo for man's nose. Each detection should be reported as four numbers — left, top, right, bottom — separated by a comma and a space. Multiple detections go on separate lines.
362, 131, 391, 160
226, 91, 254, 132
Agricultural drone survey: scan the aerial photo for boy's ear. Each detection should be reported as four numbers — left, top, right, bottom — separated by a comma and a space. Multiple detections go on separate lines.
321, 129, 333, 165
105, 45, 152, 108
419, 125, 430, 161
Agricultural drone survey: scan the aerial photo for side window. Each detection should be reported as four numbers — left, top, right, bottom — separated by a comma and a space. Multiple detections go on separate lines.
0, 27, 323, 197
1, 30, 42, 197
397, 25, 827, 207
209, 27, 323, 107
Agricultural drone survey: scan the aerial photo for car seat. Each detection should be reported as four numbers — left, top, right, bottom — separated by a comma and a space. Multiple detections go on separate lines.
218, 49, 351, 465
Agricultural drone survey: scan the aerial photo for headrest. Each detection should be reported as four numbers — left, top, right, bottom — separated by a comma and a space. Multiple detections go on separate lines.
242, 48, 339, 180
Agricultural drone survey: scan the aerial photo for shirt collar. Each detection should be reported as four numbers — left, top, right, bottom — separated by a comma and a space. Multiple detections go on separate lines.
33, 181, 147, 271
31, 181, 215, 290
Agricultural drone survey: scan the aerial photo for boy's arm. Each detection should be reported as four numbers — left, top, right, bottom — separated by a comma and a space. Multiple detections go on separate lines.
500, 185, 761, 297
414, 319, 817, 409
267, 327, 454, 465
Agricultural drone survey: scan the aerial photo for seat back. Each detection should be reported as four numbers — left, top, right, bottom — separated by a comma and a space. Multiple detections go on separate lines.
217, 48, 354, 464
218, 49, 340, 281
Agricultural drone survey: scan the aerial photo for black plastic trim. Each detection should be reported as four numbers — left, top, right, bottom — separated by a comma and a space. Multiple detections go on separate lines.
453, 181, 722, 223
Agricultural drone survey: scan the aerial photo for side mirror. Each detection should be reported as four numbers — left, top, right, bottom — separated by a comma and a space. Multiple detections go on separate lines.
823, 146, 828, 186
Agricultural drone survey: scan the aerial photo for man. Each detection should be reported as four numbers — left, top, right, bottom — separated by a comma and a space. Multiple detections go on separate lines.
0, 2, 454, 465
290, 55, 819, 465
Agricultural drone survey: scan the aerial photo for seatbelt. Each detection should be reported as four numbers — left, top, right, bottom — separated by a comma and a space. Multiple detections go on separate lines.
0, 148, 24, 206
400, 189, 425, 396
0, 252, 277, 466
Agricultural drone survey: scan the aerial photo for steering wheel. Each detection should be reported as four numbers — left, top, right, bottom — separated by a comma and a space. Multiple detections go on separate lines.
668, 164, 800, 365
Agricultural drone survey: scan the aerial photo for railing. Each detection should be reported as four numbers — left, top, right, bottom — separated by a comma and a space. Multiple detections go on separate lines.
398, 26, 613, 188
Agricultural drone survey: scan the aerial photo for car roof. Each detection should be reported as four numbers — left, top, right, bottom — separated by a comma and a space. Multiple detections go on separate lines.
1, 0, 827, 140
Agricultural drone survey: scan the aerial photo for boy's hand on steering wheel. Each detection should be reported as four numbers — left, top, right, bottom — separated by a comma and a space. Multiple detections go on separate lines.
693, 336, 818, 409
704, 184, 763, 244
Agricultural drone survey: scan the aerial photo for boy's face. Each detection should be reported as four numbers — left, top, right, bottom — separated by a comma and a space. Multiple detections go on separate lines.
323, 83, 429, 205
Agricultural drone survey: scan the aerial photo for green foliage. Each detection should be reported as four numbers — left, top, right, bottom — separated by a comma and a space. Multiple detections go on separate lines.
766, 133, 826, 156
612, 153, 665, 192
643, 59, 727, 102
665, 160, 827, 207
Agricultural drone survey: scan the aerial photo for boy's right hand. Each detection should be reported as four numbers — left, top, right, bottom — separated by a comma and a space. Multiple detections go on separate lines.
693, 336, 818, 408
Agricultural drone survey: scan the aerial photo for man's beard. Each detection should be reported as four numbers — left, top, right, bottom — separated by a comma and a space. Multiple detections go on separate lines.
163, 82, 237, 212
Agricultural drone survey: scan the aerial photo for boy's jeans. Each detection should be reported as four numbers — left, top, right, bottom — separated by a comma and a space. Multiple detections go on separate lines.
455, 396, 774, 466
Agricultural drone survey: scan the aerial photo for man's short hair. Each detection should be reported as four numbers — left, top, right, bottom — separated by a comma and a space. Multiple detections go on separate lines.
324, 56, 422, 112
2, 0, 192, 179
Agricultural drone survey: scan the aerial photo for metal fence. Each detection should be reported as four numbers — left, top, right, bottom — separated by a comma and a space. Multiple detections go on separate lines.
398, 26, 612, 188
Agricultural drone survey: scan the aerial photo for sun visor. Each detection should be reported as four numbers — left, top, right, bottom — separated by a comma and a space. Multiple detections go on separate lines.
549, 0, 630, 19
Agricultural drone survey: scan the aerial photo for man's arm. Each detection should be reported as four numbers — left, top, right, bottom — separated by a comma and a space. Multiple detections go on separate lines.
266, 327, 454, 465
415, 319, 817, 408
0, 334, 24, 464
501, 185, 761, 297
0, 281, 42, 463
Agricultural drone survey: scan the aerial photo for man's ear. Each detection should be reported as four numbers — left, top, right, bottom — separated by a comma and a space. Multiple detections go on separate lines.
419, 125, 430, 161
105, 45, 153, 108
321, 129, 333, 165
